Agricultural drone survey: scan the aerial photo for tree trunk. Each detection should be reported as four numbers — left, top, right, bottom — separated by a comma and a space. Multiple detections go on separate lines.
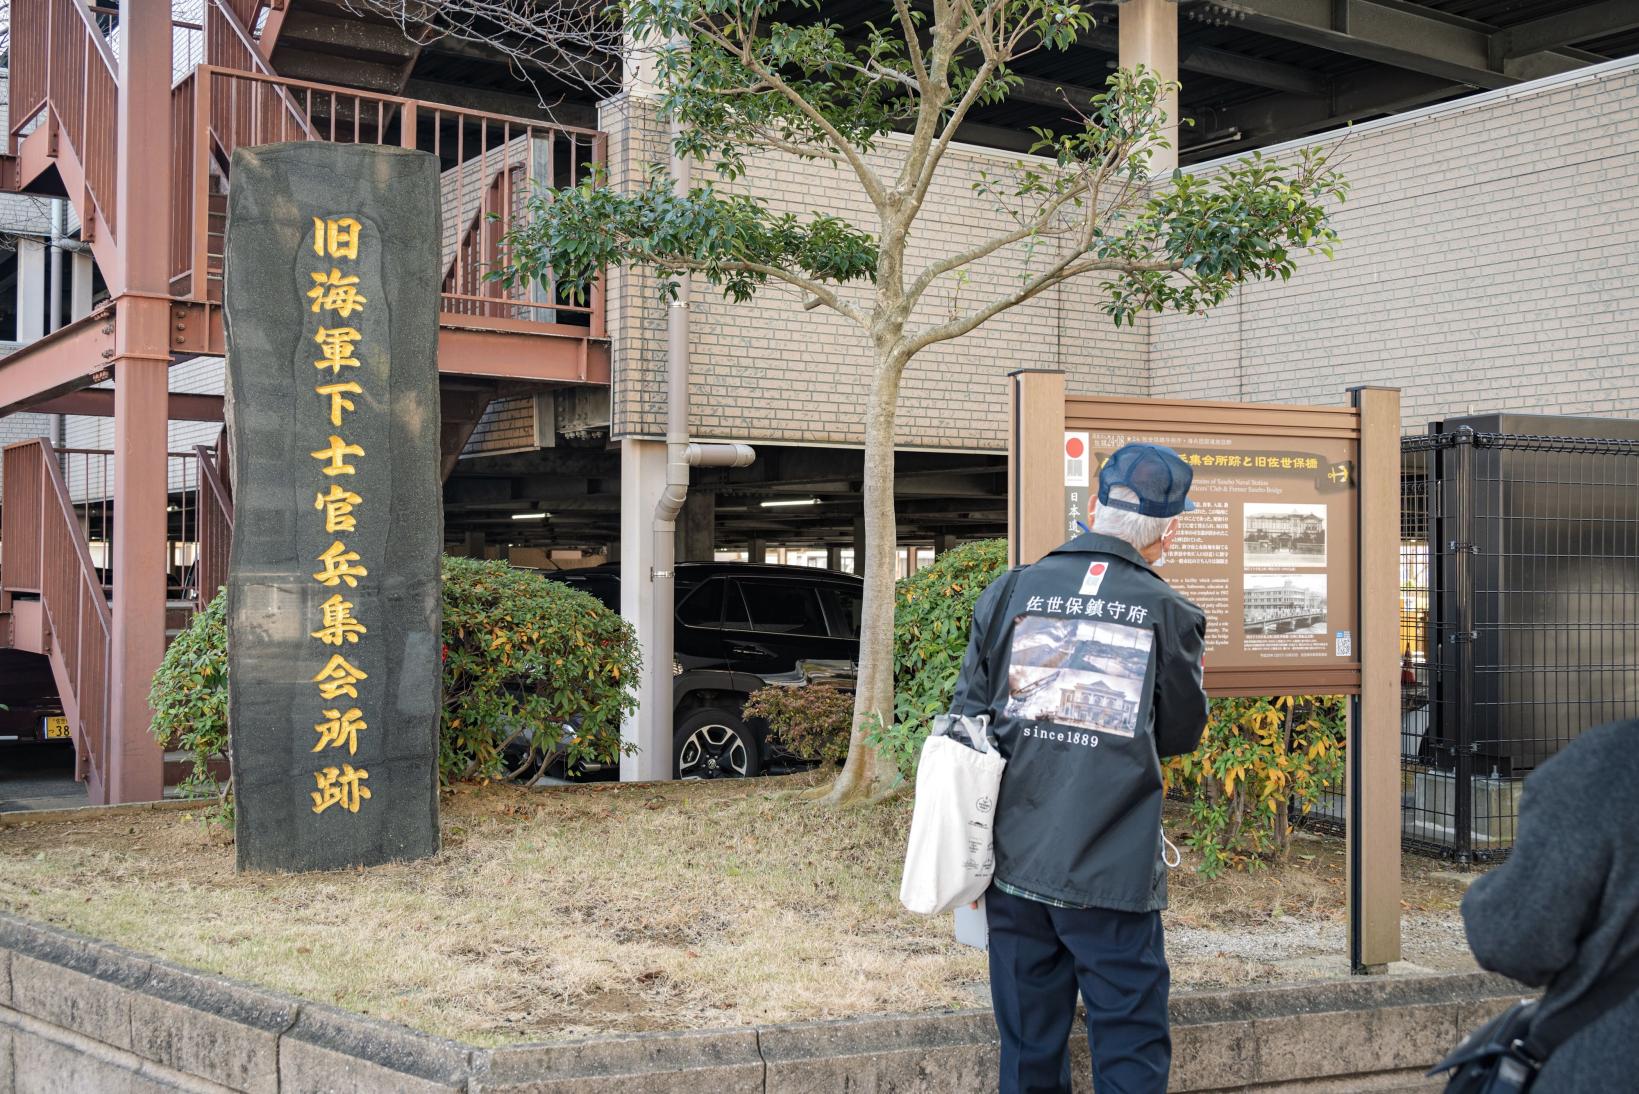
819, 355, 905, 804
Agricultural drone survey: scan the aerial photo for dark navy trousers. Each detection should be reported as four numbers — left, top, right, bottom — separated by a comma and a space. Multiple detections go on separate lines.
986, 886, 1171, 1094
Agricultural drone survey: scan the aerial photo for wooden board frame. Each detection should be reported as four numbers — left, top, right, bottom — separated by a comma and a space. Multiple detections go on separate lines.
1007, 372, 1402, 971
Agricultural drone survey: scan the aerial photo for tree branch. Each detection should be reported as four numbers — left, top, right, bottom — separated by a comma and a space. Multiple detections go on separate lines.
658, 253, 869, 328
690, 15, 891, 213
906, 170, 1098, 305
746, 128, 852, 166
902, 255, 1179, 358
340, 0, 621, 115
892, 0, 931, 87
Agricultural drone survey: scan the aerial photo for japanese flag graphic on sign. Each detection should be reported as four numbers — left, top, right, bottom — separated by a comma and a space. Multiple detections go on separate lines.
1079, 560, 1109, 596
1064, 432, 1091, 487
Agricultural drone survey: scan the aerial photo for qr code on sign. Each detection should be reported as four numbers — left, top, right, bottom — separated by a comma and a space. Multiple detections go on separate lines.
1336, 631, 1352, 657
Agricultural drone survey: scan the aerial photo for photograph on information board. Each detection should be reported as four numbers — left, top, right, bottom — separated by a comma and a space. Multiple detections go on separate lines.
1243, 573, 1328, 638
1242, 503, 1327, 568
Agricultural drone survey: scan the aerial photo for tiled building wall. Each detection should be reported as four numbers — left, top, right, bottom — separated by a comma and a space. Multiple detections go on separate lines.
1150, 60, 1639, 429
599, 94, 1151, 451
464, 394, 540, 455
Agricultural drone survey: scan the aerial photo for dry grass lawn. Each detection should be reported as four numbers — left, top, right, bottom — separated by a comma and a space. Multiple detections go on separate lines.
0, 773, 1478, 1046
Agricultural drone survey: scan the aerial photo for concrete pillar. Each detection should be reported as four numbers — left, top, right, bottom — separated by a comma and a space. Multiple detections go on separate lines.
826, 545, 843, 571
620, 437, 672, 781
1119, 0, 1179, 174
463, 530, 485, 558
16, 237, 46, 342
851, 516, 867, 577
70, 252, 94, 320
934, 533, 956, 556
678, 489, 715, 562
106, 0, 173, 805
748, 536, 768, 564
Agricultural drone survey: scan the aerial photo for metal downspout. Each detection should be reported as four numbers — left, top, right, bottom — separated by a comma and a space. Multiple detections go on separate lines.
647, 98, 753, 775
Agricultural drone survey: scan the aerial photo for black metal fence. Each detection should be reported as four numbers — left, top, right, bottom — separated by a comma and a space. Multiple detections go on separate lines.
1397, 425, 1639, 860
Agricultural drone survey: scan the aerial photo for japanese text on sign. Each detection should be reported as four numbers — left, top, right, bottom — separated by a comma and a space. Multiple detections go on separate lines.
305, 216, 371, 815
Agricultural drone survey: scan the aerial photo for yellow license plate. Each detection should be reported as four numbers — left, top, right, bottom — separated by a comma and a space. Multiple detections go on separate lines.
44, 716, 71, 739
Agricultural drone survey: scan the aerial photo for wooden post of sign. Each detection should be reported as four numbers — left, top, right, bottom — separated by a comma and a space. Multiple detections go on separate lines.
1008, 369, 1066, 567
1349, 386, 1403, 973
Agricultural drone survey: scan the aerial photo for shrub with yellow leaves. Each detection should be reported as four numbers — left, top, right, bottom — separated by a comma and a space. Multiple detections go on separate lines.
1164, 696, 1346, 877
150, 559, 641, 810
440, 556, 639, 784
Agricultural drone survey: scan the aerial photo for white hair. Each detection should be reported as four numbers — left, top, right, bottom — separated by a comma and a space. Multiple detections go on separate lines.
1091, 486, 1175, 551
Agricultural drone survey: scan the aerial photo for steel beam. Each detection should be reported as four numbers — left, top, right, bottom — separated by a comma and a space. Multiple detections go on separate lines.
1183, 69, 1462, 156
177, 305, 609, 387
0, 311, 116, 415
1180, 43, 1329, 96
31, 389, 224, 421
1493, 0, 1639, 60
1062, 27, 1330, 95
1212, 0, 1519, 87
437, 323, 612, 385
403, 79, 597, 128
275, 10, 422, 62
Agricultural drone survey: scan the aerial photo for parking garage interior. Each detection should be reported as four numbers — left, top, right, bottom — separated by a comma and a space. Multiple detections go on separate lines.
442, 391, 1007, 575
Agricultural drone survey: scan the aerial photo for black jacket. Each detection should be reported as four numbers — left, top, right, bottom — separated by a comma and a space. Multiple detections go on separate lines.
1461, 720, 1639, 1093
952, 533, 1209, 912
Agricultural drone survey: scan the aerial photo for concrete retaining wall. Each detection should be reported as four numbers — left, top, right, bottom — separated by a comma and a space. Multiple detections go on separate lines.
0, 912, 1522, 1093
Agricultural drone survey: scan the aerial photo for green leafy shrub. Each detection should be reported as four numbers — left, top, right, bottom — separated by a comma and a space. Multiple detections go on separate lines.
148, 591, 229, 809
1164, 696, 1347, 877
440, 556, 639, 783
742, 683, 853, 765
874, 539, 1010, 779
150, 558, 641, 801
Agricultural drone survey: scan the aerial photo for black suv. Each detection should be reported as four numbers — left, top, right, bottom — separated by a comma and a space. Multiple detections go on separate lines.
556, 563, 862, 779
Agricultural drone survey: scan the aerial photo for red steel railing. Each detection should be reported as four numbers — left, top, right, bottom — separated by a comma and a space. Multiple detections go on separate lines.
9, 0, 121, 240
1, 439, 114, 791
0, 440, 46, 595
195, 441, 234, 605
173, 65, 605, 335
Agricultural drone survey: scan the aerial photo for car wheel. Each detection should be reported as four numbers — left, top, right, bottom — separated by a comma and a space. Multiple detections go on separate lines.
673, 708, 760, 780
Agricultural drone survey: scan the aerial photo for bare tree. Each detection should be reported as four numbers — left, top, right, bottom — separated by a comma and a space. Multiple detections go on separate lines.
339, 0, 624, 107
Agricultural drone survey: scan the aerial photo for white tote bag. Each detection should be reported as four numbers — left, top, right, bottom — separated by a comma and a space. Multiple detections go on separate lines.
899, 715, 1006, 916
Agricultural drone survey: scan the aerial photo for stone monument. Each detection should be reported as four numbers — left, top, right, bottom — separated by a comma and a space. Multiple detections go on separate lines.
223, 142, 442, 871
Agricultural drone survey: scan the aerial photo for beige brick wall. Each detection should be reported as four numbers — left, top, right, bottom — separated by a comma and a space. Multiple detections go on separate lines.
600, 94, 1150, 451
1151, 60, 1639, 429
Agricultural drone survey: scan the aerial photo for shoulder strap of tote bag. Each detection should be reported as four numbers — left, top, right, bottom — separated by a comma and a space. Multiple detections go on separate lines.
1527, 946, 1639, 1060
966, 567, 1022, 726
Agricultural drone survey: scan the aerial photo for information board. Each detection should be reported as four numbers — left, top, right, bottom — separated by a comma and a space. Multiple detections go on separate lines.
1008, 375, 1403, 971
1063, 396, 1361, 695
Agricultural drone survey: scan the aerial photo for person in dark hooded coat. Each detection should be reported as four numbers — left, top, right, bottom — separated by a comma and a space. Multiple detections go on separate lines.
1460, 718, 1639, 1091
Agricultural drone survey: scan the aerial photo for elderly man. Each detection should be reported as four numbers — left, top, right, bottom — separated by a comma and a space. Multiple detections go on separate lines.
951, 443, 1210, 1094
